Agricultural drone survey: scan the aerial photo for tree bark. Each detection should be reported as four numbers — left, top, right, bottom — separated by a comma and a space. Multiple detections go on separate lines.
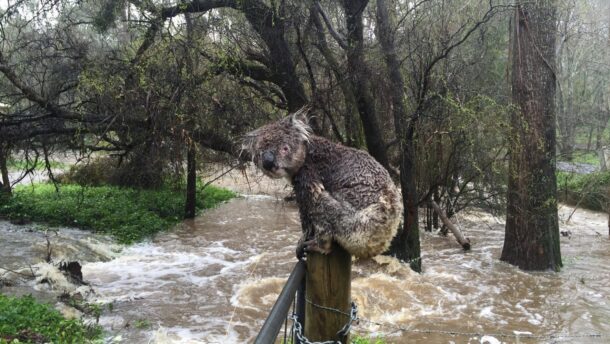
157, 0, 311, 120
342, 0, 390, 170
184, 13, 197, 220
236, 0, 308, 113
376, 0, 421, 271
0, 143, 11, 195
309, 6, 364, 148
184, 142, 197, 219
502, 0, 562, 271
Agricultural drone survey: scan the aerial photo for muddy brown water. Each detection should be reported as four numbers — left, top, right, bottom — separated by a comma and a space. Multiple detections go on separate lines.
1, 184, 609, 343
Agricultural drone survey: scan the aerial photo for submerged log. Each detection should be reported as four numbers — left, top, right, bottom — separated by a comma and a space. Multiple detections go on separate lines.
430, 200, 471, 251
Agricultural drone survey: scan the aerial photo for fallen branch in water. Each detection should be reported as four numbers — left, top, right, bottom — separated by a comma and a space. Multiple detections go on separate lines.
0, 266, 35, 278
430, 199, 471, 250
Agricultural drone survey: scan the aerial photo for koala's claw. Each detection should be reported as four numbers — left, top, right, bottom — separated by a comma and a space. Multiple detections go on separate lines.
296, 241, 307, 260
296, 239, 332, 259
309, 182, 325, 198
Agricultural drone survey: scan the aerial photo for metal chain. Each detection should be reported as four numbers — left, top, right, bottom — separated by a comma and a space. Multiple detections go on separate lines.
289, 301, 358, 344
291, 315, 340, 344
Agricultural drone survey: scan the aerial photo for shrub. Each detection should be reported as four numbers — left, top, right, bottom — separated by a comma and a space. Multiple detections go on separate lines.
0, 183, 236, 244
0, 294, 102, 343
557, 171, 610, 211
58, 157, 119, 187
58, 156, 168, 189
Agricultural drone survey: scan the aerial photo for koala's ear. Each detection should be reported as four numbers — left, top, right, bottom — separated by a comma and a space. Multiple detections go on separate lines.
290, 105, 311, 125
285, 105, 312, 141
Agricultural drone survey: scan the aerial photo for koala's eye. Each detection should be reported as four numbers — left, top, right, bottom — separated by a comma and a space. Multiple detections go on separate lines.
281, 145, 290, 153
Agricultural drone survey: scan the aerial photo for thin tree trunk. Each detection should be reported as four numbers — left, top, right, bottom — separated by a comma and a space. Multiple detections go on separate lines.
376, 0, 421, 271
309, 6, 364, 148
184, 13, 197, 220
433, 189, 440, 229
184, 142, 197, 219
0, 143, 11, 195
342, 0, 390, 170
502, 0, 562, 271
587, 126, 594, 151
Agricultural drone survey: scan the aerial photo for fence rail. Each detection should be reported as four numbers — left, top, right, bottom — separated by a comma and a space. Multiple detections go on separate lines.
254, 259, 306, 344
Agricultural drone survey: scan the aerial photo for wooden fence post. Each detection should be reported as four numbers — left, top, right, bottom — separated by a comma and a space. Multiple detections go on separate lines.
304, 243, 352, 343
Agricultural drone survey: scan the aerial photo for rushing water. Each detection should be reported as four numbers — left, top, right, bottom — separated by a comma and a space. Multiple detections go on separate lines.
1, 190, 609, 343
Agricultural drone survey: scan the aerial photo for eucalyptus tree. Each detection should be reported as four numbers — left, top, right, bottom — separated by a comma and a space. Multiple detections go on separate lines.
502, 0, 562, 271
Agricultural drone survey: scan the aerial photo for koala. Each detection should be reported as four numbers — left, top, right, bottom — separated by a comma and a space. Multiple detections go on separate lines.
243, 108, 402, 259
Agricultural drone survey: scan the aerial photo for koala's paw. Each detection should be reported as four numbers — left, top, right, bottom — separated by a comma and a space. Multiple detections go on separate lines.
308, 181, 325, 199
296, 237, 332, 259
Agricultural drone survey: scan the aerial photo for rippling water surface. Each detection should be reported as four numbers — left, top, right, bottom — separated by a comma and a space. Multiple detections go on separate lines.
2, 193, 609, 344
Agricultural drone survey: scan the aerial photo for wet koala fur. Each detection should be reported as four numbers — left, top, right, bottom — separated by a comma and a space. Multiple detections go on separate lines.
244, 110, 402, 259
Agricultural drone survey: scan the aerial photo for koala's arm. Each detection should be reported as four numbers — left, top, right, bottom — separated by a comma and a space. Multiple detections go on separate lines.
293, 165, 355, 237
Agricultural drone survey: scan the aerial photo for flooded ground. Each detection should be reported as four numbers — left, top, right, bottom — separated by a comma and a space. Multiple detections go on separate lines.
1, 168, 609, 343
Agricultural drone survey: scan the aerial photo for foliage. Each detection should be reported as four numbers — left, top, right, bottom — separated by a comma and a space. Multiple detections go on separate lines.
557, 171, 610, 211
57, 157, 117, 186
0, 294, 102, 344
0, 183, 235, 243
417, 93, 511, 214
570, 151, 599, 166
351, 335, 386, 344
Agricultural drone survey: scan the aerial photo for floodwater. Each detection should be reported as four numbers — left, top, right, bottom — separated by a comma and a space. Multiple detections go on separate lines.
1, 182, 609, 343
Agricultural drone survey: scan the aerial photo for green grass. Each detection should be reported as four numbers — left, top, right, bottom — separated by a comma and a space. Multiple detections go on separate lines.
352, 335, 386, 344
0, 294, 102, 344
0, 183, 236, 243
570, 151, 599, 165
557, 171, 610, 211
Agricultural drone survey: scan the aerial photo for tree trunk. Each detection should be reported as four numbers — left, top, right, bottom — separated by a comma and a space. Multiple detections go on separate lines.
433, 188, 440, 229
376, 0, 421, 271
184, 142, 197, 219
342, 0, 390, 170
184, 13, 197, 220
502, 0, 562, 271
238, 1, 308, 113
309, 6, 364, 148
0, 143, 11, 195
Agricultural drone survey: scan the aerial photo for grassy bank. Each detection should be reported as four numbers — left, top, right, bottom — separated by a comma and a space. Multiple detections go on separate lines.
557, 171, 610, 211
0, 183, 235, 243
0, 294, 102, 343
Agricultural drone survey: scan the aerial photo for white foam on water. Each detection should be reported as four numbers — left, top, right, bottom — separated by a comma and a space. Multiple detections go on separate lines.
241, 194, 279, 201
32, 262, 74, 292
83, 242, 253, 300
480, 335, 501, 344
478, 306, 495, 319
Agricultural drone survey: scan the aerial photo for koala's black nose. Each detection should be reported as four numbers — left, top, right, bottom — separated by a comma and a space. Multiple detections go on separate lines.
262, 151, 276, 171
